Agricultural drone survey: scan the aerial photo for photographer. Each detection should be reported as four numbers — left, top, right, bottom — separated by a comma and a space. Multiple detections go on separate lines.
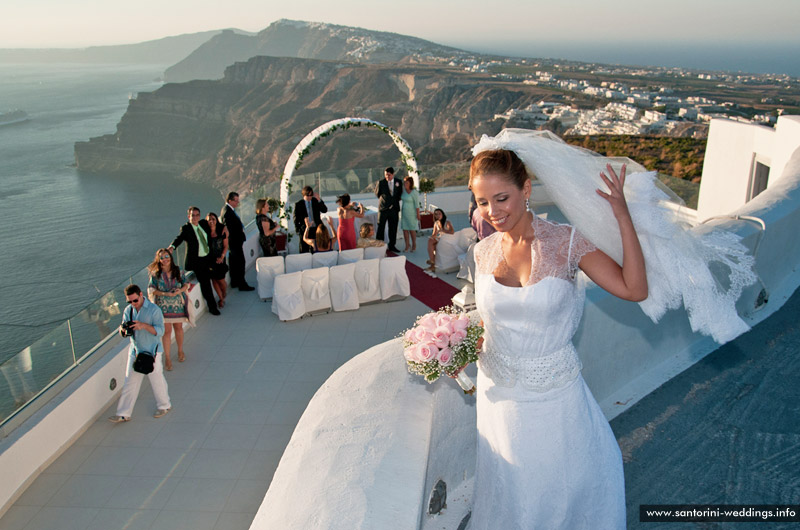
336, 193, 364, 250
108, 284, 171, 423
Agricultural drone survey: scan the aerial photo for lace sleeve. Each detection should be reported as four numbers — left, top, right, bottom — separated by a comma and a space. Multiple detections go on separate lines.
474, 232, 502, 275
568, 227, 597, 277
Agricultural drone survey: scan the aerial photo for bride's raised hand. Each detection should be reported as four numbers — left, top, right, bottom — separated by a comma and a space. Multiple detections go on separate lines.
596, 163, 630, 219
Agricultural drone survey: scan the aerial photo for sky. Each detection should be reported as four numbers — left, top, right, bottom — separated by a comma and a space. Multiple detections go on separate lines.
1, 0, 799, 74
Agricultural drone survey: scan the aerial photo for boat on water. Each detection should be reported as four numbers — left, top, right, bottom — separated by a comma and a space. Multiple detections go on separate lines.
0, 116, 799, 529
0, 110, 29, 126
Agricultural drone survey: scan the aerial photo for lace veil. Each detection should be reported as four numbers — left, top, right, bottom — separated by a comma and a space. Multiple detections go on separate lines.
472, 129, 757, 343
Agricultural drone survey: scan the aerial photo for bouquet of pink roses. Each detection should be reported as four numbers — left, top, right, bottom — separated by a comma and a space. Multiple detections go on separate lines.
402, 307, 483, 394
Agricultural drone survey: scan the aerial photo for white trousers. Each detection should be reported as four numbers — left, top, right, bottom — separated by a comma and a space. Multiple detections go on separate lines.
115, 351, 171, 418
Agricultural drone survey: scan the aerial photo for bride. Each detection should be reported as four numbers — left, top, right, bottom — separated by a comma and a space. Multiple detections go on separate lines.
467, 129, 755, 528
468, 146, 646, 529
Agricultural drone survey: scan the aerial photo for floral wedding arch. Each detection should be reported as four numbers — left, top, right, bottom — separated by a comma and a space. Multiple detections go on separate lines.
278, 118, 420, 229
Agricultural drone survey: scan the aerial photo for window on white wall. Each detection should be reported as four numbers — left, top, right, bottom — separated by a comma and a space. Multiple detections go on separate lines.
748, 160, 770, 201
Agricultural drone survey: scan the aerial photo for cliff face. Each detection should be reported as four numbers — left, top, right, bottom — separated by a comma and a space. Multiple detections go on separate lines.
76, 55, 544, 192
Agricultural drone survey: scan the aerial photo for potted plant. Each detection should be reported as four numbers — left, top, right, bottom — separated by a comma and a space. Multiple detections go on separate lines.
418, 177, 436, 230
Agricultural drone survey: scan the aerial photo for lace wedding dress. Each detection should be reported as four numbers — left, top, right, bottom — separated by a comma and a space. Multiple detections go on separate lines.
469, 216, 625, 529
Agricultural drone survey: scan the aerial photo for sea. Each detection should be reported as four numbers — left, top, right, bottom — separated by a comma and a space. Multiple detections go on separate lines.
0, 64, 223, 364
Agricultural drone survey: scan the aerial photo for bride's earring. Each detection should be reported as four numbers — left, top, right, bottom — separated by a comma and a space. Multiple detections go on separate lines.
525, 198, 530, 211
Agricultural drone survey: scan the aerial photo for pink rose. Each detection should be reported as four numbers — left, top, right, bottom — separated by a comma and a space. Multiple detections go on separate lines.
449, 329, 467, 346
433, 326, 451, 349
411, 327, 427, 343
417, 343, 438, 362
437, 347, 453, 366
452, 317, 469, 331
404, 329, 415, 343
403, 345, 419, 362
418, 314, 437, 331
435, 313, 452, 327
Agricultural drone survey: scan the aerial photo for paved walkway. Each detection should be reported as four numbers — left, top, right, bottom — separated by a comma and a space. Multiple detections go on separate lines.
613, 286, 800, 529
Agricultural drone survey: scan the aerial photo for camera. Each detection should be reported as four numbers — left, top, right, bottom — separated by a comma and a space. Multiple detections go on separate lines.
120, 321, 135, 337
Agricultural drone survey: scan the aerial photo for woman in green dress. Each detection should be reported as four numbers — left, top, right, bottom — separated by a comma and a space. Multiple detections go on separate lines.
400, 176, 420, 252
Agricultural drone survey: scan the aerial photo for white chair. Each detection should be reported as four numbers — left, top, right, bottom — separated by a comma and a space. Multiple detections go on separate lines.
379, 256, 410, 301
256, 256, 285, 300
271, 272, 306, 321
312, 251, 339, 269
354, 259, 382, 304
329, 263, 360, 312
285, 253, 313, 273
337, 248, 364, 265
435, 228, 477, 273
301, 268, 332, 315
456, 242, 477, 284
363, 244, 387, 260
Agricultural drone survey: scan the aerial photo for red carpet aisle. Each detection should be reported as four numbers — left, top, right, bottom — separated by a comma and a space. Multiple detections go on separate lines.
400, 256, 461, 310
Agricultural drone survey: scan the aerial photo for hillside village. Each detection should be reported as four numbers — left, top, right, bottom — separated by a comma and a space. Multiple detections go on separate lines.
442, 55, 797, 136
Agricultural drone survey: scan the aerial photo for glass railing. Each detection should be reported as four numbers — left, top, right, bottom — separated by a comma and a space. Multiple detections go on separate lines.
0, 258, 171, 429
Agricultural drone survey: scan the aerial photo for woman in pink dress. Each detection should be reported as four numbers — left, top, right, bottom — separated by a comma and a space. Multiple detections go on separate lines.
336, 194, 365, 250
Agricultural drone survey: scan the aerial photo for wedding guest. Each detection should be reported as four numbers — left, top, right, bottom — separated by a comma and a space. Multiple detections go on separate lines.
108, 284, 171, 423
147, 248, 189, 371
356, 223, 385, 248
221, 192, 254, 291
336, 194, 364, 251
401, 176, 420, 252
303, 217, 337, 253
425, 208, 455, 274
256, 198, 278, 257
374, 167, 402, 252
294, 186, 327, 253
169, 206, 219, 315
205, 212, 229, 308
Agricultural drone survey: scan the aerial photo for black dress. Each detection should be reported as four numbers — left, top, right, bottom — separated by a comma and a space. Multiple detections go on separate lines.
207, 230, 229, 280
257, 214, 277, 257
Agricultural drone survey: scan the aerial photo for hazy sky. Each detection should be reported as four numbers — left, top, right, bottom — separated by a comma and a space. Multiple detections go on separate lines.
1, 0, 797, 49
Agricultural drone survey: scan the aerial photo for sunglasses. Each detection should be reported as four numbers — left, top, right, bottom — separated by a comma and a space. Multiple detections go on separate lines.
126, 297, 140, 304
159, 255, 171, 260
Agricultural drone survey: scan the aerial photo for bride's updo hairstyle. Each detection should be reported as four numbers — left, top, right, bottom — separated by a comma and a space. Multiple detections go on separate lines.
469, 149, 530, 190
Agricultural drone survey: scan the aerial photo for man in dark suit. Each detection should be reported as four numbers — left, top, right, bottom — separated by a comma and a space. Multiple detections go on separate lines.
375, 167, 402, 252
293, 185, 328, 253
221, 192, 254, 291
168, 206, 220, 315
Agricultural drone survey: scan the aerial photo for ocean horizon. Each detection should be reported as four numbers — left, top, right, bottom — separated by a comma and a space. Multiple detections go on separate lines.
451, 41, 800, 77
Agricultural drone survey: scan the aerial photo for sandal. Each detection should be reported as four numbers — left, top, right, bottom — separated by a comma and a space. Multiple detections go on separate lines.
165, 360, 173, 371
218, 299, 225, 308
178, 351, 186, 363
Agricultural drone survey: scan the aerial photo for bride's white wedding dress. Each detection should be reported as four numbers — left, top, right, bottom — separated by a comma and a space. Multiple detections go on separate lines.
470, 216, 625, 529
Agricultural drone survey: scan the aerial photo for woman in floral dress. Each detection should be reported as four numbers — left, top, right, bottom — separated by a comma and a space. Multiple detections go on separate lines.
147, 248, 189, 370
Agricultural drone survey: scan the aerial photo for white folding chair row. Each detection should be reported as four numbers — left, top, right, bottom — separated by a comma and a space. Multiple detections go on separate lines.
270, 257, 409, 320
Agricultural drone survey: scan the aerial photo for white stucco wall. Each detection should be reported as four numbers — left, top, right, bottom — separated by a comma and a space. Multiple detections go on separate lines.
697, 115, 800, 221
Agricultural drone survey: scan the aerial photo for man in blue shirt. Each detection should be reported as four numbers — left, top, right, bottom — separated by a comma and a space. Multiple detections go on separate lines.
109, 284, 172, 423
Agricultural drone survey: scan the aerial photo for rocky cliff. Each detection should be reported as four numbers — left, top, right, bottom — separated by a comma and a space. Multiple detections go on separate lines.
76, 55, 548, 192
164, 19, 468, 82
